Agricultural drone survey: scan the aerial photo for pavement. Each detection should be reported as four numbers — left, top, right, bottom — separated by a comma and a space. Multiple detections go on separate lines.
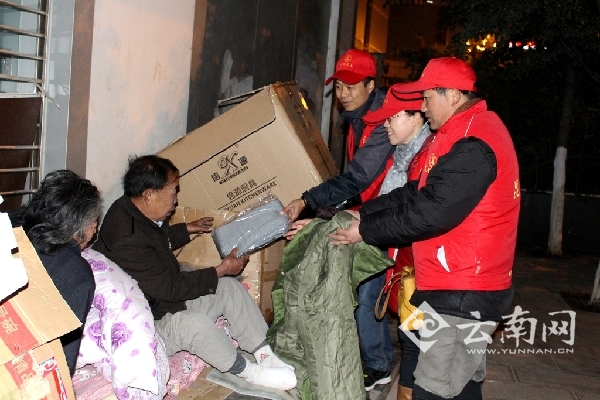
190, 247, 600, 400
375, 247, 600, 400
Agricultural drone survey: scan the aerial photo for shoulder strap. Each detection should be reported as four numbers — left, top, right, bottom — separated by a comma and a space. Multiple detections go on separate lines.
374, 272, 404, 320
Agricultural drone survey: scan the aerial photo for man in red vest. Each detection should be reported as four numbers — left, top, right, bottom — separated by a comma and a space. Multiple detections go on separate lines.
282, 48, 395, 391
330, 57, 520, 400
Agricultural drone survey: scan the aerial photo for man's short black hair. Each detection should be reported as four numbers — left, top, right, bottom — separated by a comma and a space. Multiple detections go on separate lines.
433, 87, 479, 100
123, 155, 179, 198
362, 77, 375, 86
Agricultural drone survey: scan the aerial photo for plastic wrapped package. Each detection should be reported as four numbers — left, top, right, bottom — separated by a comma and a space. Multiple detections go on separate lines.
212, 193, 290, 258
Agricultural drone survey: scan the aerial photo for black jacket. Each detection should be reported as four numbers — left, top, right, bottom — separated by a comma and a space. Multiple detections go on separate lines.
93, 196, 219, 320
360, 137, 512, 320
303, 88, 394, 208
38, 242, 95, 376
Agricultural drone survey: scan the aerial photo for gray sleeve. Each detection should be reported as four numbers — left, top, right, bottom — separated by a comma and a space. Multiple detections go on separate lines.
304, 123, 394, 208
346, 123, 394, 192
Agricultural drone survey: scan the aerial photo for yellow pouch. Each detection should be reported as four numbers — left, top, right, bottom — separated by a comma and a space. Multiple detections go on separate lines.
398, 266, 424, 331
375, 266, 423, 331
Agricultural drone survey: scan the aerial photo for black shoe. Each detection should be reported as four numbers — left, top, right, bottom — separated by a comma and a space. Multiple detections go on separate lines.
363, 367, 391, 391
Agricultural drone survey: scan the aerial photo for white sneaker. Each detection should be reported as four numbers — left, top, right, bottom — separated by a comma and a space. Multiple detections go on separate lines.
237, 361, 297, 391
254, 345, 295, 371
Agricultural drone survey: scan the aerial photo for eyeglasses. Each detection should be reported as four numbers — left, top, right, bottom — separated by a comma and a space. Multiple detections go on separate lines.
385, 111, 405, 124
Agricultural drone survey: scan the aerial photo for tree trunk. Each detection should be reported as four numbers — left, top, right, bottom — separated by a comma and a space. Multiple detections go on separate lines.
548, 66, 576, 255
591, 259, 600, 305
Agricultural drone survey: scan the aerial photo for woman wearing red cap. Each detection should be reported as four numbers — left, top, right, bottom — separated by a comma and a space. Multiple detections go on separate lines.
283, 48, 397, 391
362, 88, 432, 400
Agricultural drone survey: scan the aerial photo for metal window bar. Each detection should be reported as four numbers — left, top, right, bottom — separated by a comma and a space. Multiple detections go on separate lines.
0, 0, 49, 204
0, 0, 46, 16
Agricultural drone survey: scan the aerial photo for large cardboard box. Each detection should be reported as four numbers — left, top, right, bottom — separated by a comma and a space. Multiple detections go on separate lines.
158, 82, 337, 211
0, 228, 81, 400
160, 82, 337, 322
171, 207, 285, 324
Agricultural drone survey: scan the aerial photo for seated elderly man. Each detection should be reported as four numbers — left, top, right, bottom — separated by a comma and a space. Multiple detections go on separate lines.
93, 154, 296, 391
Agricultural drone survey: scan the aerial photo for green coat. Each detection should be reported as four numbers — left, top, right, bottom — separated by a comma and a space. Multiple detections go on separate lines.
267, 212, 393, 399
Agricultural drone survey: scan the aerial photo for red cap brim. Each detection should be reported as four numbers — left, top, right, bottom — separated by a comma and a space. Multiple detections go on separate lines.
362, 106, 401, 125
391, 81, 433, 94
325, 70, 370, 85
362, 98, 423, 125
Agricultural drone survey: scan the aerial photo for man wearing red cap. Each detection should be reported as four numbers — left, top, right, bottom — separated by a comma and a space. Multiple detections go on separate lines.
330, 57, 520, 400
282, 48, 395, 391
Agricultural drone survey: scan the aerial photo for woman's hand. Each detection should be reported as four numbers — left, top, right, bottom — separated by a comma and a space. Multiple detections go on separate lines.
329, 218, 363, 245
283, 218, 313, 240
344, 209, 361, 220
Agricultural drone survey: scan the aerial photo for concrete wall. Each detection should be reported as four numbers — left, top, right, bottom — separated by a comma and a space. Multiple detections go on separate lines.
46, 0, 337, 210
81, 0, 196, 207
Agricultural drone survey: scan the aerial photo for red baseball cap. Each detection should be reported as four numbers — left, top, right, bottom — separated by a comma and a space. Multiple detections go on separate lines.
362, 89, 423, 125
392, 57, 477, 94
325, 49, 376, 85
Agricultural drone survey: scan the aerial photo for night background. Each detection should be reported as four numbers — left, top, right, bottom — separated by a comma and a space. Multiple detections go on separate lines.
380, 0, 600, 196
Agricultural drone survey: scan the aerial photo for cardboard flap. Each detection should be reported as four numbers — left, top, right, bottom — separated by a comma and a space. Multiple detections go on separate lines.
0, 228, 81, 366
270, 83, 338, 179
159, 88, 276, 176
170, 207, 234, 269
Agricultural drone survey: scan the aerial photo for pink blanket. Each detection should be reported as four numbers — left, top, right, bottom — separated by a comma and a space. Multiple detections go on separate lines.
74, 317, 236, 400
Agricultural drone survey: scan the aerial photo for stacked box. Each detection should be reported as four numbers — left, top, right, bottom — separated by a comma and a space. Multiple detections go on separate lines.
0, 228, 81, 399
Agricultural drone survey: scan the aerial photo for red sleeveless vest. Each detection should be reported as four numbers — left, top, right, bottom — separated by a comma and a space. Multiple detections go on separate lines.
413, 101, 520, 291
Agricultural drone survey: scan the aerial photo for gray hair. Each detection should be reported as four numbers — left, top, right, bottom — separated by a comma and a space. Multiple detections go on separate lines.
12, 170, 102, 254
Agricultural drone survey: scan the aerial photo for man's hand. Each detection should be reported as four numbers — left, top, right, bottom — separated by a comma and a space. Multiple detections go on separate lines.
283, 218, 313, 240
215, 248, 249, 277
281, 198, 306, 222
186, 217, 214, 234
329, 219, 363, 245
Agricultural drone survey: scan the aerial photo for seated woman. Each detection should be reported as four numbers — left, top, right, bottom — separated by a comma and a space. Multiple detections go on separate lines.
10, 170, 102, 376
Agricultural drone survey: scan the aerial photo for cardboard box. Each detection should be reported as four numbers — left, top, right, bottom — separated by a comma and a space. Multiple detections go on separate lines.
171, 207, 285, 324
0, 227, 81, 399
161, 82, 337, 323
158, 82, 337, 211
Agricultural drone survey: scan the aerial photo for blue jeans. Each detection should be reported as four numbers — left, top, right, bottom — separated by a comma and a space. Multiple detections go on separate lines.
355, 271, 393, 372
399, 329, 420, 388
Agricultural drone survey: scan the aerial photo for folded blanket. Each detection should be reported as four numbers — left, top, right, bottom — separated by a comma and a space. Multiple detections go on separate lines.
212, 199, 289, 258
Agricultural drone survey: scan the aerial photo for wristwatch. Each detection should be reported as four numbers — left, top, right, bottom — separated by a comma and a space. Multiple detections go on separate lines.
300, 194, 308, 207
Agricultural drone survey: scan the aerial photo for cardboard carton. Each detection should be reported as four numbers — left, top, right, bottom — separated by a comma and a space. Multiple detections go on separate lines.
0, 227, 81, 399
158, 82, 337, 211
170, 207, 285, 323
161, 82, 337, 323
